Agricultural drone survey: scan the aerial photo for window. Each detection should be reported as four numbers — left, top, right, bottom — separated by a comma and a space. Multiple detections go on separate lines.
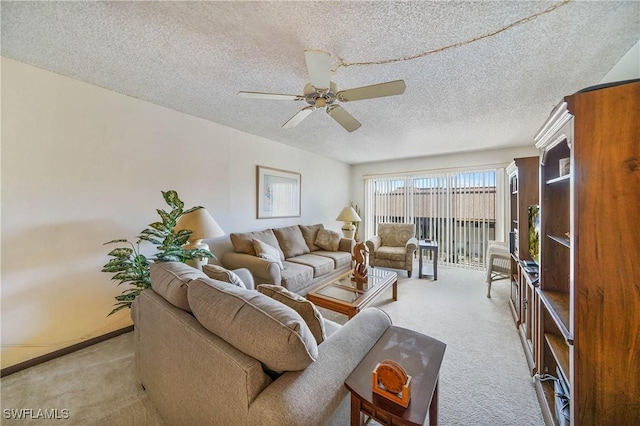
364, 169, 501, 269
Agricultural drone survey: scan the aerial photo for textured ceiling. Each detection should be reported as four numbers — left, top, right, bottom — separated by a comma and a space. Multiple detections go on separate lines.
2, 1, 638, 164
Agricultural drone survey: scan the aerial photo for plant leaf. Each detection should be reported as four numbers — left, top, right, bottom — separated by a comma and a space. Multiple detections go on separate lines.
107, 247, 133, 257
183, 206, 203, 215
104, 239, 129, 245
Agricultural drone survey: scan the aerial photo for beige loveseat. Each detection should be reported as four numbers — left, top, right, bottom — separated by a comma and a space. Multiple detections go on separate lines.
221, 224, 355, 295
132, 262, 392, 425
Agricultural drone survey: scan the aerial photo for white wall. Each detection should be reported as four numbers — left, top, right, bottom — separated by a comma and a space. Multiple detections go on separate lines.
0, 57, 350, 369
600, 40, 640, 84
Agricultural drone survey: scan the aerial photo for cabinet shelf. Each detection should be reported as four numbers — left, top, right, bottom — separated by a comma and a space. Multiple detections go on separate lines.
545, 333, 570, 380
548, 234, 570, 248
546, 174, 570, 185
538, 289, 572, 343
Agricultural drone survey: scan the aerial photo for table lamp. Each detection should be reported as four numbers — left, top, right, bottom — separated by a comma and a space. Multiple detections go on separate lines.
175, 208, 225, 269
336, 206, 362, 239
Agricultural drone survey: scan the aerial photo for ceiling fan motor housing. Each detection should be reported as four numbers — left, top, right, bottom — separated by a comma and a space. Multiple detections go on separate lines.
304, 82, 337, 109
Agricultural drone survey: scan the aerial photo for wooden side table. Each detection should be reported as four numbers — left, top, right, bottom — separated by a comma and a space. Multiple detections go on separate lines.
344, 326, 446, 426
418, 240, 438, 280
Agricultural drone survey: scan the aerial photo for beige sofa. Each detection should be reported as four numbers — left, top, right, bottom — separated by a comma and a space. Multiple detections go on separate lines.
132, 262, 392, 425
221, 224, 355, 295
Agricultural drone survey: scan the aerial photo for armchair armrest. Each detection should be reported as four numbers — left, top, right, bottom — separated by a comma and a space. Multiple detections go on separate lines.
247, 307, 391, 424
221, 252, 282, 285
365, 235, 381, 253
405, 236, 418, 252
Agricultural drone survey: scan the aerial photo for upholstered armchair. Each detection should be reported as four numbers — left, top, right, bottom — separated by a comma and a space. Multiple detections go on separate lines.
366, 223, 418, 277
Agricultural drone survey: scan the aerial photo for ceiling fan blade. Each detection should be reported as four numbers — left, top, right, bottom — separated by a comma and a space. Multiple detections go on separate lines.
238, 91, 302, 101
327, 105, 361, 132
304, 50, 331, 90
337, 80, 406, 102
282, 106, 314, 129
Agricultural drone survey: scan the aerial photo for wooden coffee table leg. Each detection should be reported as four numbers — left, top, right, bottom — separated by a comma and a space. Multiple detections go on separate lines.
350, 394, 364, 426
429, 379, 439, 426
392, 280, 398, 301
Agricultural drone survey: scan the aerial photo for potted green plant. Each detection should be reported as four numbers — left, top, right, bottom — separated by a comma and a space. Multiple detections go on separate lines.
101, 190, 213, 315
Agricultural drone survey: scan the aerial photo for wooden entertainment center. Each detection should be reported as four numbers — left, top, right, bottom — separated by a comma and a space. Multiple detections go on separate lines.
509, 80, 639, 425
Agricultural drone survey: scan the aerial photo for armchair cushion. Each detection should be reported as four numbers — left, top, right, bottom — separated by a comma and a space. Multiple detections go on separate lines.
379, 223, 416, 247
374, 246, 409, 262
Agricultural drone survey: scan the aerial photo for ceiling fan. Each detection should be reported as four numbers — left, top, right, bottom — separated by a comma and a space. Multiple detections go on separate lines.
238, 50, 406, 132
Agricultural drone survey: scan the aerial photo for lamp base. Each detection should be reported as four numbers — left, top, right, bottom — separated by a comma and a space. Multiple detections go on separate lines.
341, 223, 356, 239
183, 239, 210, 270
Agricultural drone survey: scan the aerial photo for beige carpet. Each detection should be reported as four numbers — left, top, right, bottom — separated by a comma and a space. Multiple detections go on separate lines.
1, 266, 544, 425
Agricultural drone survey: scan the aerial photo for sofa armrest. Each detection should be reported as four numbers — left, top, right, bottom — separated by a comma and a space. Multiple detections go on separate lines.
222, 252, 282, 285
247, 307, 391, 424
338, 237, 356, 254
232, 268, 255, 290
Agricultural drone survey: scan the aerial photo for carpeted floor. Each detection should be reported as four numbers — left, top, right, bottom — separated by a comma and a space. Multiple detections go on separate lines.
1, 266, 544, 425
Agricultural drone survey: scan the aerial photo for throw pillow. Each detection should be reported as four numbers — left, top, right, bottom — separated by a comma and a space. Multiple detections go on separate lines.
230, 229, 284, 260
273, 225, 310, 259
188, 279, 318, 372
314, 228, 342, 251
257, 284, 326, 344
299, 223, 325, 251
202, 264, 246, 288
252, 239, 284, 269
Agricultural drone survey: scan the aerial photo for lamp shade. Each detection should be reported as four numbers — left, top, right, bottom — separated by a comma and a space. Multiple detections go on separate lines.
175, 208, 225, 241
336, 206, 362, 223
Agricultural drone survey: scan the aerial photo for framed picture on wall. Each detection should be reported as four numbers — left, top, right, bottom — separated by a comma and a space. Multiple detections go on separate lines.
257, 166, 301, 218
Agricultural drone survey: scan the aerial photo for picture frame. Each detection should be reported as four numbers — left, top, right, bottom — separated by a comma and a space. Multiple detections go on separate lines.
256, 166, 301, 218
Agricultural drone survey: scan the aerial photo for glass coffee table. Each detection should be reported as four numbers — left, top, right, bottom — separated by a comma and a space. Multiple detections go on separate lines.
306, 268, 398, 319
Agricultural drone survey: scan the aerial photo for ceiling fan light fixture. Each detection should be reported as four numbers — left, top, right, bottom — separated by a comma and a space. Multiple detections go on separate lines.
239, 51, 405, 131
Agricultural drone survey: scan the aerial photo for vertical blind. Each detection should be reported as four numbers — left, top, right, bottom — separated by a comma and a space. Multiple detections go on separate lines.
364, 169, 502, 269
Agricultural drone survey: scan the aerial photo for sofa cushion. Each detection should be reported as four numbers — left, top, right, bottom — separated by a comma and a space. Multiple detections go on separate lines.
313, 250, 353, 269
257, 284, 326, 344
188, 279, 318, 372
230, 229, 284, 260
314, 229, 342, 251
286, 254, 334, 278
252, 239, 284, 270
150, 262, 206, 312
273, 225, 310, 259
298, 223, 325, 252
280, 261, 314, 294
202, 264, 246, 288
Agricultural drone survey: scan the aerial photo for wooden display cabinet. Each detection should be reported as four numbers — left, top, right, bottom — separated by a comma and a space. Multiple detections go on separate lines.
506, 158, 539, 319
533, 80, 639, 425
506, 156, 539, 373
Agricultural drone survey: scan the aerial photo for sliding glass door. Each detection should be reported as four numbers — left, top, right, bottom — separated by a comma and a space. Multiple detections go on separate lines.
364, 169, 501, 269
